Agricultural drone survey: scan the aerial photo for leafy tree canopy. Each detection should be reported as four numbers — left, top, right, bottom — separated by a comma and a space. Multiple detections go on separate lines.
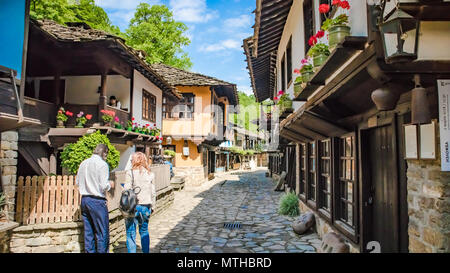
30, 0, 192, 69
232, 91, 260, 134
126, 3, 192, 70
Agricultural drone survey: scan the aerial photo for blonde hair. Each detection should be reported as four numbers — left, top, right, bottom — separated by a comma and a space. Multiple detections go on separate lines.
131, 152, 150, 174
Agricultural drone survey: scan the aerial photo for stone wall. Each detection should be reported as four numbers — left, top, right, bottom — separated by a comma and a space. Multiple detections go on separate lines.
173, 166, 207, 187
407, 122, 450, 253
10, 210, 125, 253
298, 201, 360, 253
1, 131, 18, 221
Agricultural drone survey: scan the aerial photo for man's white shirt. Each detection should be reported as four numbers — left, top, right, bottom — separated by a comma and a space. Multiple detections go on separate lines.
76, 154, 110, 198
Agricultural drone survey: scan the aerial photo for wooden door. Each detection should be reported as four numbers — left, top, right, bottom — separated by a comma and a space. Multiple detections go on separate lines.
367, 124, 399, 253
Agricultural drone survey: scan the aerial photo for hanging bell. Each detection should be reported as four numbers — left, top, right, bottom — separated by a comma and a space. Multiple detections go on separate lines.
411, 76, 431, 125
411, 86, 431, 125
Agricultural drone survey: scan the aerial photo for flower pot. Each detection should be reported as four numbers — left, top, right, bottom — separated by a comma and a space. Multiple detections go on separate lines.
294, 82, 302, 96
328, 25, 351, 49
302, 71, 314, 83
281, 100, 293, 110
56, 120, 65, 128
371, 85, 401, 111
313, 53, 328, 67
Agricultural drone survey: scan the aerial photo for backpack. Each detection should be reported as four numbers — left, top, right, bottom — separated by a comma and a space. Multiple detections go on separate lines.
119, 170, 141, 218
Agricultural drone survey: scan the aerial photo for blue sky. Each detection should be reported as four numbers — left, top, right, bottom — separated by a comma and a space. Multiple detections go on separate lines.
94, 0, 255, 95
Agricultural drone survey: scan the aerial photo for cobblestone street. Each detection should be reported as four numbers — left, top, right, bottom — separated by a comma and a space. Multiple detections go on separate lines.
113, 169, 320, 253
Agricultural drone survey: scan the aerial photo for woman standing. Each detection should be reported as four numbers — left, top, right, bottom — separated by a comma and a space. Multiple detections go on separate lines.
123, 152, 156, 253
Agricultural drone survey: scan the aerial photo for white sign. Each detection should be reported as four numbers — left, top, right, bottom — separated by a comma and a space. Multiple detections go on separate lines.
420, 122, 436, 159
183, 146, 190, 157
405, 125, 418, 159
438, 80, 450, 171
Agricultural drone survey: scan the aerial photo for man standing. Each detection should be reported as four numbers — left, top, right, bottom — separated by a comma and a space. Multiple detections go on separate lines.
76, 144, 114, 253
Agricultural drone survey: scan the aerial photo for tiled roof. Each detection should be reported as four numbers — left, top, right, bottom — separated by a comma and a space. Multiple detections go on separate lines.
150, 63, 239, 105
150, 63, 234, 87
32, 20, 181, 99
35, 19, 121, 42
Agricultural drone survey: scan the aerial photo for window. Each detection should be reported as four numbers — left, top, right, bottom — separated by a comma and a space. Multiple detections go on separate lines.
318, 139, 332, 217
163, 96, 178, 118
142, 89, 156, 122
299, 143, 307, 199
303, 0, 315, 55
175, 93, 195, 119
307, 142, 317, 204
281, 54, 286, 91
286, 37, 293, 85
336, 134, 357, 232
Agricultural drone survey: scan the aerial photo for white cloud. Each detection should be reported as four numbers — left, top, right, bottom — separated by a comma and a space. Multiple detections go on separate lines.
169, 0, 218, 23
238, 85, 253, 95
224, 14, 252, 29
200, 39, 242, 52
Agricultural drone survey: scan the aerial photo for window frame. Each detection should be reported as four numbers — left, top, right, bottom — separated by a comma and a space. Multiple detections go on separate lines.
173, 93, 195, 120
299, 143, 307, 201
286, 36, 293, 87
306, 141, 317, 208
317, 139, 333, 222
281, 54, 286, 92
297, 134, 359, 244
303, 0, 315, 56
162, 96, 178, 119
142, 89, 156, 123
333, 133, 358, 242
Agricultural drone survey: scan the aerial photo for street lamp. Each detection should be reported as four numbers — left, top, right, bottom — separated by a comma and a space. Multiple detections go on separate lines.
379, 7, 420, 64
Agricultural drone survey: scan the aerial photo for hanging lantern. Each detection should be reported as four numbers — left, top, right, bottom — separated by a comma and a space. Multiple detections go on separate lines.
411, 75, 431, 125
379, 7, 420, 64
166, 136, 172, 145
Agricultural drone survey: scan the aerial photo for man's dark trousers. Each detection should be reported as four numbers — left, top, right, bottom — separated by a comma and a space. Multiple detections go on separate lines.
81, 196, 110, 253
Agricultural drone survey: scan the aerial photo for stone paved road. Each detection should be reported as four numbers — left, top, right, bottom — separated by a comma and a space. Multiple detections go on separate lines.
113, 169, 320, 253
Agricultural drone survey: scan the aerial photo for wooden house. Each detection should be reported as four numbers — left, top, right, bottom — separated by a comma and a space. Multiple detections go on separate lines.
244, 0, 450, 253
12, 19, 181, 177
151, 64, 239, 186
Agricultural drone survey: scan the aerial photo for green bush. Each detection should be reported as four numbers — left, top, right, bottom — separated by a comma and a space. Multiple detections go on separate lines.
164, 150, 176, 157
279, 192, 300, 217
60, 131, 121, 174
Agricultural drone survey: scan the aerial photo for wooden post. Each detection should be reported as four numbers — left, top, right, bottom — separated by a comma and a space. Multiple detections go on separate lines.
99, 73, 108, 122
54, 72, 61, 106
49, 149, 57, 175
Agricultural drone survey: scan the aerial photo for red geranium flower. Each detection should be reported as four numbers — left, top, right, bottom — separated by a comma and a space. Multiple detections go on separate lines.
294, 69, 301, 74
340, 0, 350, 9
316, 30, 325, 39
308, 36, 317, 46
86, 114, 92, 120
319, 4, 330, 14
332, 0, 341, 5
132, 117, 135, 121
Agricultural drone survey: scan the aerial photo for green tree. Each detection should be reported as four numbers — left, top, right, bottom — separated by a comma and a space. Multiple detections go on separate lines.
30, 0, 124, 38
232, 92, 261, 133
126, 3, 192, 70
60, 131, 120, 174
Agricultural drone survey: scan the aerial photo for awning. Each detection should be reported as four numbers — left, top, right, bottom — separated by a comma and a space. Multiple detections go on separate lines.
280, 107, 349, 142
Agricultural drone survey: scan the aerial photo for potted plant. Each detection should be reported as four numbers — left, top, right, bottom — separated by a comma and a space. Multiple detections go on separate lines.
320, 1, 351, 49
75, 112, 91, 128
100, 109, 115, 127
127, 119, 134, 131
293, 76, 303, 97
307, 30, 330, 67
300, 58, 314, 83
56, 107, 72, 128
114, 116, 123, 129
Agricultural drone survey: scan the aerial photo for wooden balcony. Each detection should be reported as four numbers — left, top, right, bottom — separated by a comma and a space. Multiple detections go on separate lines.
24, 97, 57, 126
105, 105, 131, 127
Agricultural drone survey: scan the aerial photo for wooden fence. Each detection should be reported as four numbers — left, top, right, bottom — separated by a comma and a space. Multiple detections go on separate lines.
15, 176, 81, 225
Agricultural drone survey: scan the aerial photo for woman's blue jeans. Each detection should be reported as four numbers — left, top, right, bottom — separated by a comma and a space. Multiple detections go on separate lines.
125, 205, 151, 253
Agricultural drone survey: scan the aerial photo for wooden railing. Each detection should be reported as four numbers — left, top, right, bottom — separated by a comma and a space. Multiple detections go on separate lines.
106, 105, 130, 126
15, 176, 81, 225
23, 97, 57, 126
